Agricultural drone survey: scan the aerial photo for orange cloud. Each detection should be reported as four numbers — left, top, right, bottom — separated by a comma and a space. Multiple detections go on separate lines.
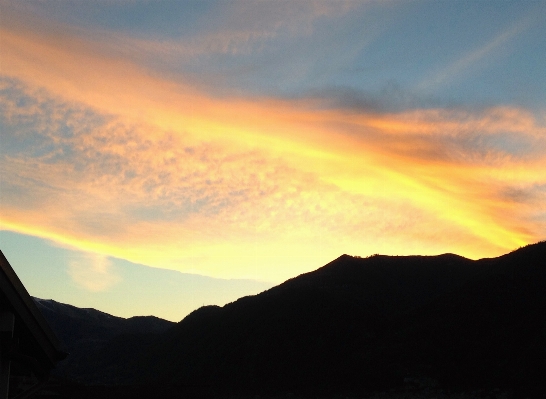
1, 16, 545, 282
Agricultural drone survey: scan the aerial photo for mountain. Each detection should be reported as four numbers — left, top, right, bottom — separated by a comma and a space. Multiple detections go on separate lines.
133, 242, 546, 396
33, 298, 174, 383
36, 242, 546, 397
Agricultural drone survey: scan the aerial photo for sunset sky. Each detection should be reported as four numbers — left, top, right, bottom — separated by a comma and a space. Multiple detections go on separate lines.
1, 0, 545, 321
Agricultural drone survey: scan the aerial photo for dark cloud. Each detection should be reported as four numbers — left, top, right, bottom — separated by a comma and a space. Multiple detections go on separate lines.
296, 82, 446, 114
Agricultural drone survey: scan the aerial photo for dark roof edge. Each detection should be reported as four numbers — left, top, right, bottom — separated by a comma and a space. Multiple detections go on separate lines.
0, 250, 66, 365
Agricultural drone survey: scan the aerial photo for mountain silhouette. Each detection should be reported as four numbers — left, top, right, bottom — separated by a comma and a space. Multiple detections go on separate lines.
37, 242, 546, 397
33, 298, 174, 384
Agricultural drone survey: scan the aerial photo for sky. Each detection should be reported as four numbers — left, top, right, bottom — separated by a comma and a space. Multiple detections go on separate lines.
1, 0, 545, 322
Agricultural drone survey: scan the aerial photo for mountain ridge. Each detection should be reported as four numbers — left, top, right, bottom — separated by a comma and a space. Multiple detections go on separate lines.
141, 242, 546, 395
36, 242, 546, 396
33, 297, 175, 383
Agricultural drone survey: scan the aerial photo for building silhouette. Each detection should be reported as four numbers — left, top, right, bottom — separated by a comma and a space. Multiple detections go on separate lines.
0, 251, 66, 398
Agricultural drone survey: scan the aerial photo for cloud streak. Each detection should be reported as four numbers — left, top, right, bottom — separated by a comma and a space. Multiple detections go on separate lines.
417, 11, 538, 92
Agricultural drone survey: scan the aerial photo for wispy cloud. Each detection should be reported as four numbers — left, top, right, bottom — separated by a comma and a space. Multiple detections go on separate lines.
417, 11, 537, 92
3, 0, 359, 59
67, 252, 121, 292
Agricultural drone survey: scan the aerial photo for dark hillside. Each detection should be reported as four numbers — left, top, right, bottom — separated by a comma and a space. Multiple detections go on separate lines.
34, 299, 173, 344
33, 298, 174, 383
35, 242, 546, 397
117, 242, 546, 396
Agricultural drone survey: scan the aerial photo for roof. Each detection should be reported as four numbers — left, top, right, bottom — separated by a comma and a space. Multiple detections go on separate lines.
0, 250, 67, 370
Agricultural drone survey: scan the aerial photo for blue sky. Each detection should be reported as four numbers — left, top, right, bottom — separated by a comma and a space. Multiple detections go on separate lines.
1, 230, 272, 321
1, 0, 545, 321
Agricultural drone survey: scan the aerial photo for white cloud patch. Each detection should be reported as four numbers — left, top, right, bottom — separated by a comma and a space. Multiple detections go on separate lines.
67, 252, 121, 292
